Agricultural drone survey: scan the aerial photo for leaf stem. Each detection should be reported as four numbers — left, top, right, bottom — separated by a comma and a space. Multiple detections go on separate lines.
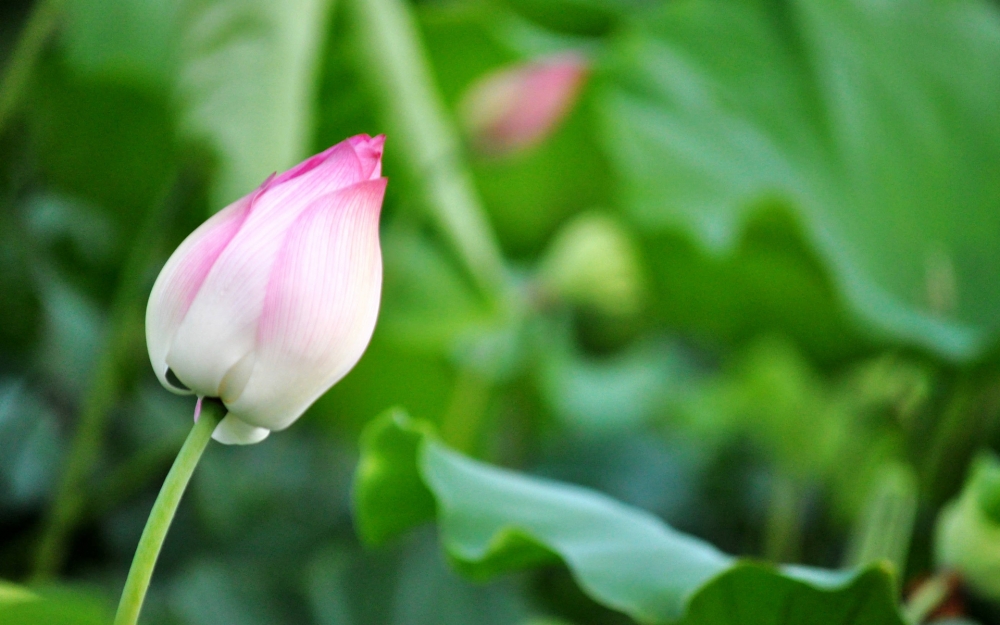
439, 366, 491, 454
922, 372, 1000, 505
0, 0, 62, 137
844, 461, 917, 585
346, 0, 508, 302
902, 573, 951, 625
762, 474, 801, 563
113, 400, 224, 625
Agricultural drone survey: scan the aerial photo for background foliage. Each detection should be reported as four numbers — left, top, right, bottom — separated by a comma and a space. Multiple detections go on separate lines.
2, 0, 1000, 623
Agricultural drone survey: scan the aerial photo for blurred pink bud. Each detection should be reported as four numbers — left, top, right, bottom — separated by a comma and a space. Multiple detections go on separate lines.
459, 53, 589, 155
146, 135, 387, 444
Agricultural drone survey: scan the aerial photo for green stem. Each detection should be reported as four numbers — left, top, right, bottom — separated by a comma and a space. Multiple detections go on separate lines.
440, 367, 491, 455
902, 574, 951, 625
33, 173, 187, 580
0, 0, 62, 137
114, 400, 224, 625
347, 0, 508, 302
844, 461, 918, 584
762, 474, 801, 563
921, 372, 1000, 506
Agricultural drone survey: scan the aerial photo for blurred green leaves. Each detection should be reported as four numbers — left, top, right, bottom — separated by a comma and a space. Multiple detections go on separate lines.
538, 330, 685, 433
56, 0, 335, 211
307, 533, 530, 625
354, 409, 906, 624
677, 338, 922, 520
380, 225, 494, 350
63, 0, 179, 86
0, 581, 112, 625
598, 0, 1000, 361
4, 0, 1000, 621
177, 0, 333, 208
0, 215, 41, 355
0, 381, 61, 510
28, 61, 176, 230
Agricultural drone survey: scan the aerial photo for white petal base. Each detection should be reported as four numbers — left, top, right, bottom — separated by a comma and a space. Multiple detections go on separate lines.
212, 414, 271, 445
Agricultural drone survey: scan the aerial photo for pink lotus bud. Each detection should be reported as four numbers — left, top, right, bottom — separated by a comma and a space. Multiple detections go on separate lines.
459, 54, 589, 155
146, 135, 387, 444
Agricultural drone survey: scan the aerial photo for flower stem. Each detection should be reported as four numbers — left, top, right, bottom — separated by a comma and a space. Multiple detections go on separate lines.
114, 400, 224, 625
0, 0, 63, 137
346, 0, 508, 303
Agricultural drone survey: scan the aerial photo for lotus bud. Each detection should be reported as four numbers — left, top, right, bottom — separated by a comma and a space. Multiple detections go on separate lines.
536, 211, 644, 317
458, 53, 589, 155
146, 135, 387, 445
935, 453, 1000, 599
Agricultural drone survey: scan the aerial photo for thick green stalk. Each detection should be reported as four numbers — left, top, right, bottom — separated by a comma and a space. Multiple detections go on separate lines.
922, 372, 1000, 505
439, 367, 491, 454
0, 0, 62, 136
902, 574, 951, 625
844, 462, 918, 584
346, 0, 507, 301
762, 475, 801, 563
33, 174, 186, 580
114, 401, 224, 625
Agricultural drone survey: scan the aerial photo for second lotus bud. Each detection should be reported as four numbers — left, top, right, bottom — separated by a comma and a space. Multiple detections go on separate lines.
459, 53, 589, 155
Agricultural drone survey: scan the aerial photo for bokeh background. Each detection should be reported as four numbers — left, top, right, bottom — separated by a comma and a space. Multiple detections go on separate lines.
2, 0, 1000, 622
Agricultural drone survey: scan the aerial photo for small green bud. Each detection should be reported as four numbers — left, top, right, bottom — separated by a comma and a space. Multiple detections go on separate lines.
935, 453, 1000, 599
536, 212, 644, 317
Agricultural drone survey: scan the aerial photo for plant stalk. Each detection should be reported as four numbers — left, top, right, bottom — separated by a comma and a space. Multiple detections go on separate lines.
902, 574, 951, 625
346, 0, 508, 302
440, 366, 491, 454
763, 474, 801, 563
922, 373, 1000, 505
113, 400, 224, 625
0, 0, 62, 136
844, 461, 918, 585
